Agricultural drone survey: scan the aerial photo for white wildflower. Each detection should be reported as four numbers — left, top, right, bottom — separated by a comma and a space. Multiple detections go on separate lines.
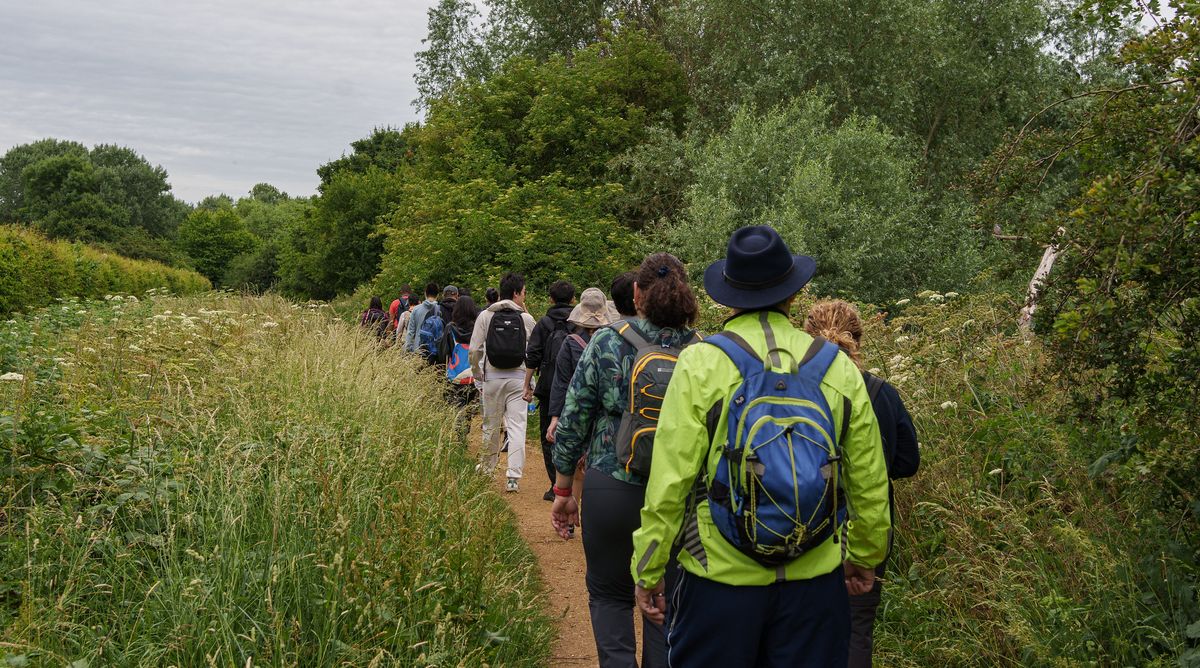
75, 310, 86, 315
137, 373, 151, 379
894, 298, 911, 306
126, 295, 139, 303
939, 401, 957, 410
927, 293, 944, 303
945, 292, 960, 299
1, 372, 24, 381
988, 468, 1003, 476
894, 335, 910, 344
962, 319, 975, 328
916, 290, 937, 299
83, 347, 97, 354
938, 327, 951, 335
261, 321, 279, 329
867, 367, 882, 375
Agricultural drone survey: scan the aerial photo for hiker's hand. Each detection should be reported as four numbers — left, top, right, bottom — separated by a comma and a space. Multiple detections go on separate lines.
550, 495, 578, 540
844, 562, 876, 596
522, 386, 534, 403
546, 417, 559, 443
635, 582, 666, 625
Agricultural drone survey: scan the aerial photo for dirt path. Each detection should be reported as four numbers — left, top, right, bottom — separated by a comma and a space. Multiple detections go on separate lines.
473, 429, 598, 666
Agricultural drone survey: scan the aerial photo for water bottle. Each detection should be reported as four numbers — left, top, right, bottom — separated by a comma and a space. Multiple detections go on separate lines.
528, 397, 539, 413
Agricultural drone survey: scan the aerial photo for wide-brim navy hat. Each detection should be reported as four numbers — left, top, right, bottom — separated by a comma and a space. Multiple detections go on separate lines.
704, 225, 816, 310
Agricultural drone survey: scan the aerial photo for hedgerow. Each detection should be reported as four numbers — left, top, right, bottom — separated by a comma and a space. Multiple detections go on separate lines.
0, 225, 210, 315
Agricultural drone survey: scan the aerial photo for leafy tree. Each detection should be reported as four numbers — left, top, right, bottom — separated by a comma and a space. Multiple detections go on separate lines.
278, 168, 404, 299
0, 139, 187, 263
671, 96, 985, 304
378, 175, 637, 293
177, 206, 258, 283
664, 0, 1068, 182
316, 126, 419, 187
414, 0, 667, 107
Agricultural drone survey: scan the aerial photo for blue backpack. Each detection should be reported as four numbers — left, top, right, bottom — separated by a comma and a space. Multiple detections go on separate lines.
703, 331, 851, 567
417, 305, 445, 362
446, 329, 473, 385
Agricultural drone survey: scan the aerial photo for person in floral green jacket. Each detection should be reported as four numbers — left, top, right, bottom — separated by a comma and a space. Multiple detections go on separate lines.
550, 252, 700, 668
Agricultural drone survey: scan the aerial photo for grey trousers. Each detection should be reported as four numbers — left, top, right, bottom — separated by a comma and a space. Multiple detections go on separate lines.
581, 468, 669, 668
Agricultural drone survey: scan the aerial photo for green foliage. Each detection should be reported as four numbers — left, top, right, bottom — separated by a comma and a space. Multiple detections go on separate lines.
0, 294, 552, 666
0, 225, 209, 315
665, 0, 1066, 182
376, 29, 685, 295
278, 168, 404, 299
0, 139, 188, 264
315, 126, 418, 187
177, 206, 258, 284
377, 175, 638, 293
671, 96, 985, 305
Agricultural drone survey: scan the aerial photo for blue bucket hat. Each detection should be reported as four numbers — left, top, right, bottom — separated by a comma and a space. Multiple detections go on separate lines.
703, 225, 816, 310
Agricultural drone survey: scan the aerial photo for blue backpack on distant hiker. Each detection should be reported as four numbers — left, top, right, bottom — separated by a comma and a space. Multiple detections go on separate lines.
446, 329, 473, 385
418, 305, 445, 362
703, 332, 851, 567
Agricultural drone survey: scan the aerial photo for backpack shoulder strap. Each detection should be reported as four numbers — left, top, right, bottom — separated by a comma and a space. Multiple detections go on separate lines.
704, 331, 763, 380
615, 321, 652, 350
864, 372, 886, 402
567, 333, 587, 349
797, 337, 840, 383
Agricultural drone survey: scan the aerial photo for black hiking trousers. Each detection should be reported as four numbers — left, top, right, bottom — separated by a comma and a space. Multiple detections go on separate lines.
581, 467, 675, 668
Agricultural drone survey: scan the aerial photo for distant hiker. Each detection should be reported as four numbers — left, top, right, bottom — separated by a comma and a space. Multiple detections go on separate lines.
609, 271, 637, 322
629, 226, 890, 667
524, 280, 576, 501
359, 296, 390, 340
482, 286, 509, 453
545, 287, 614, 447
804, 299, 919, 668
439, 285, 460, 323
395, 301, 415, 347
405, 282, 441, 357
390, 284, 414, 333
445, 295, 482, 448
550, 254, 701, 668
470, 273, 537, 492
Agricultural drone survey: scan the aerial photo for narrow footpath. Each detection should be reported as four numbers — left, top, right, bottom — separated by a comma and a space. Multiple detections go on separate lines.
473, 430, 598, 666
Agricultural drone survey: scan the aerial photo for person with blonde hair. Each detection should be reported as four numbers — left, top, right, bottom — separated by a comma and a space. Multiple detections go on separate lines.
804, 299, 920, 668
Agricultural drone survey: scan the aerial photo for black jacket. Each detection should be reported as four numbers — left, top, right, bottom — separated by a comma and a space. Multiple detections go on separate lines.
549, 329, 592, 418
437, 298, 457, 324
525, 303, 573, 398
863, 371, 920, 569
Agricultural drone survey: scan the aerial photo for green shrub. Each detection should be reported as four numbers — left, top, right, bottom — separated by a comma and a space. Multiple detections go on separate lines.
0, 225, 209, 315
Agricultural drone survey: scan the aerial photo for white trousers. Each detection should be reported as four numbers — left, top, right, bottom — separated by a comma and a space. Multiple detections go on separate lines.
480, 376, 527, 479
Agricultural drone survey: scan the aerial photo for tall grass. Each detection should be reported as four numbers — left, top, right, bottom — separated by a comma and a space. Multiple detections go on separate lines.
1, 294, 551, 666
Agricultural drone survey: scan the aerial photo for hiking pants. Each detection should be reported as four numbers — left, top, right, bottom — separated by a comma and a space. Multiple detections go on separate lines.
536, 394, 555, 487
667, 566, 849, 668
848, 579, 883, 668
581, 468, 669, 668
480, 376, 526, 479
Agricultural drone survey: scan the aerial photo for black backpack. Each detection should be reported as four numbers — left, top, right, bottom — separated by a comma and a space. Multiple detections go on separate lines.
486, 308, 527, 370
542, 317, 570, 376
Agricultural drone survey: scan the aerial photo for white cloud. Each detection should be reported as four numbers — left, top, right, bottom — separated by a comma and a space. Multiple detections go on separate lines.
0, 0, 437, 202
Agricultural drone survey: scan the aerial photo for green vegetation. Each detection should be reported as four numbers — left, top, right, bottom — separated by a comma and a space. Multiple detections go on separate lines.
0, 225, 210, 316
2, 0, 1197, 663
0, 293, 551, 666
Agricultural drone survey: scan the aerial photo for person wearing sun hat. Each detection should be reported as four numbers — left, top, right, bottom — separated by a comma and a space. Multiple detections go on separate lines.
544, 287, 612, 445
629, 225, 890, 667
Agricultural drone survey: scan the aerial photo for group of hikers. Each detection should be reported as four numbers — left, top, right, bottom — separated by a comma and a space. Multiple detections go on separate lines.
361, 225, 920, 668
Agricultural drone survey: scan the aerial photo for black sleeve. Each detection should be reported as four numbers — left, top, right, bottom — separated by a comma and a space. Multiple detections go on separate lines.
548, 338, 579, 418
887, 385, 920, 479
525, 317, 548, 369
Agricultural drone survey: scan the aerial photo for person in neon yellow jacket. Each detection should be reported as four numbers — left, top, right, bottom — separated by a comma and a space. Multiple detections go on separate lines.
630, 225, 891, 666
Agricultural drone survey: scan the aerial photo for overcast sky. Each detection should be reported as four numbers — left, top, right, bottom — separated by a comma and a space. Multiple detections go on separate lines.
0, 0, 437, 203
